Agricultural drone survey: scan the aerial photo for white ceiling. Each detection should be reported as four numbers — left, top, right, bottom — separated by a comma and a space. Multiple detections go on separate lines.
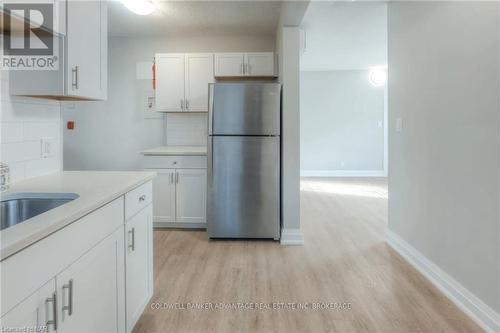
108, 0, 283, 37
300, 1, 387, 71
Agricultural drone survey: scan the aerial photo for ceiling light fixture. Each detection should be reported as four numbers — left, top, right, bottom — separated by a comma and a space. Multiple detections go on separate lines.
368, 67, 387, 87
121, 0, 156, 15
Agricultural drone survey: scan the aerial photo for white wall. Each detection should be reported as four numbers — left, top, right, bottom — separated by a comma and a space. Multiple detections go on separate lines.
300, 70, 385, 176
300, 2, 387, 71
1, 73, 62, 183
63, 34, 275, 171
387, 1, 500, 328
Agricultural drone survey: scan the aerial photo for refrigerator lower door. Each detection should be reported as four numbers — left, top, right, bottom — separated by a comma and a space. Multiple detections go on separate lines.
208, 136, 280, 239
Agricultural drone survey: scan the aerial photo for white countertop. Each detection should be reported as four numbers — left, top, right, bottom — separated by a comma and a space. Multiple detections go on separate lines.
0, 171, 156, 261
141, 146, 207, 156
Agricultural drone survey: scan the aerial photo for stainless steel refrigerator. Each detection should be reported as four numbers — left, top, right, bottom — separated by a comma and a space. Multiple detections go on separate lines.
207, 82, 281, 239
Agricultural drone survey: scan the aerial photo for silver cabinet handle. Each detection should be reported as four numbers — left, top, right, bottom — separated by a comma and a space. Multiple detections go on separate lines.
45, 292, 57, 330
139, 194, 146, 202
71, 66, 79, 90
240, 63, 244, 74
175, 172, 179, 184
128, 227, 135, 251
185, 99, 189, 110
180, 99, 184, 111
62, 279, 73, 316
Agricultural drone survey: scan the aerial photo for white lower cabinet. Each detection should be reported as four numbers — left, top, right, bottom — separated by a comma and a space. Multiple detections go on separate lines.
0, 180, 154, 333
147, 167, 206, 227
57, 227, 125, 333
0, 279, 56, 332
152, 170, 176, 223
145, 161, 207, 228
176, 169, 207, 224
125, 205, 153, 333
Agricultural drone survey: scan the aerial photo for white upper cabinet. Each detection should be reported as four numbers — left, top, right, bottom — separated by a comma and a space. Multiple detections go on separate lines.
66, 0, 107, 100
155, 54, 185, 112
8, 0, 108, 100
214, 53, 245, 77
245, 52, 275, 76
185, 53, 215, 112
155, 53, 214, 112
214, 52, 276, 77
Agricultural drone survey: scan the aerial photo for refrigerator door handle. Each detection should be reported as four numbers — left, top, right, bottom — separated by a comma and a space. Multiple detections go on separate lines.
208, 84, 214, 135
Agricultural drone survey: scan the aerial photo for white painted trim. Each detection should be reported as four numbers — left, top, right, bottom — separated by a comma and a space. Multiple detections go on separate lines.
280, 228, 304, 245
153, 222, 206, 229
300, 170, 386, 177
386, 230, 500, 333
383, 83, 388, 177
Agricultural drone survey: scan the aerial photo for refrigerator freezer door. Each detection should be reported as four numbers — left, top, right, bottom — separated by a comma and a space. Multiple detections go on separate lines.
209, 83, 281, 136
207, 136, 280, 239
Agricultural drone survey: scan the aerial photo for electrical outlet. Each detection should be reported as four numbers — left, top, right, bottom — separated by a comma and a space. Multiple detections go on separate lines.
41, 137, 55, 158
395, 118, 403, 132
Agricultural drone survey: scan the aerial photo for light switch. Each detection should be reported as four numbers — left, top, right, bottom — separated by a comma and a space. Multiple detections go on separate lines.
395, 118, 403, 132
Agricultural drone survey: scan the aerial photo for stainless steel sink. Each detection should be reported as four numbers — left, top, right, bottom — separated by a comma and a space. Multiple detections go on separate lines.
1, 193, 79, 231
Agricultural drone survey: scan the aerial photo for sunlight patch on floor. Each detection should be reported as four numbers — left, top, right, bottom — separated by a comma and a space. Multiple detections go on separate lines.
301, 178, 388, 199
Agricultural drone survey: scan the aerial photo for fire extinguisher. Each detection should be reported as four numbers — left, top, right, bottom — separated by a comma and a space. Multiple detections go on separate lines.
152, 58, 156, 90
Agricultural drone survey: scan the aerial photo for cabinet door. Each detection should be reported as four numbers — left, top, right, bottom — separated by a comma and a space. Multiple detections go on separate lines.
125, 205, 153, 333
155, 54, 185, 112
0, 280, 57, 332
176, 169, 207, 224
57, 227, 125, 333
66, 0, 106, 100
185, 53, 214, 112
245, 53, 275, 76
214, 53, 245, 77
149, 169, 176, 224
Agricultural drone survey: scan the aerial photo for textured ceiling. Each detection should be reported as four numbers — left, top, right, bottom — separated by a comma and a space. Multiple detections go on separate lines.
108, 0, 283, 37
300, 1, 388, 71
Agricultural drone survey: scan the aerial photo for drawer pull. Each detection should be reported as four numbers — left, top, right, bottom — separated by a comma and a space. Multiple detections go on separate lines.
139, 195, 146, 202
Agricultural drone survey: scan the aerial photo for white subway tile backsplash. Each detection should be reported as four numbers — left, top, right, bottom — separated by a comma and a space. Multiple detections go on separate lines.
24, 122, 61, 141
1, 141, 41, 163
25, 157, 61, 179
166, 114, 208, 146
1, 122, 23, 143
1, 89, 62, 183
8, 161, 26, 183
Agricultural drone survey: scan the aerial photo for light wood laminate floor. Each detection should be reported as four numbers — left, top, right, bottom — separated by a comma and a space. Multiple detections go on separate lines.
133, 178, 482, 333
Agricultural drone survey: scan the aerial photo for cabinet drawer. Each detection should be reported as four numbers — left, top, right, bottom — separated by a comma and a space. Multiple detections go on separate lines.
125, 181, 153, 220
143, 155, 207, 169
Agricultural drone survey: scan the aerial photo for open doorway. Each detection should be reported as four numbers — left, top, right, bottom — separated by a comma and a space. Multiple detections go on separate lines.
299, 1, 388, 232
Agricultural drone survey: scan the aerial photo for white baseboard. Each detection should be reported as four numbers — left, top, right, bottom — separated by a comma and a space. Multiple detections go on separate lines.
280, 228, 304, 245
301, 170, 387, 177
153, 222, 206, 229
386, 230, 500, 333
